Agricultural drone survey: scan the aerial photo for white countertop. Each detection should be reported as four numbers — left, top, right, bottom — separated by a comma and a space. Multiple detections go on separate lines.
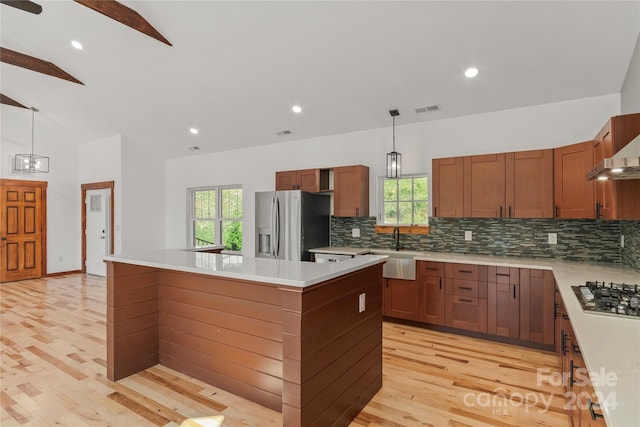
313, 247, 639, 426
103, 249, 386, 288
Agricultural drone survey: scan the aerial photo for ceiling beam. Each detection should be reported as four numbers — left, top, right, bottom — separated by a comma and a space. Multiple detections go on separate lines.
0, 93, 28, 109
0, 47, 84, 85
0, 0, 42, 15
74, 0, 172, 46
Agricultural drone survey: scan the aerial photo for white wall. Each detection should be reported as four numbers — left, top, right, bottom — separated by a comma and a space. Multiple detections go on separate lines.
165, 93, 621, 256
78, 134, 123, 254
120, 136, 165, 253
621, 32, 640, 114
1, 107, 81, 273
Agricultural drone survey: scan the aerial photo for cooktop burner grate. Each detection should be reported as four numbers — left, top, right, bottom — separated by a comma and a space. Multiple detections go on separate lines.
572, 281, 640, 319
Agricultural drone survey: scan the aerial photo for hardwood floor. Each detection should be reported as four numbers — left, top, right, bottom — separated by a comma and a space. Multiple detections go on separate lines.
1, 274, 570, 426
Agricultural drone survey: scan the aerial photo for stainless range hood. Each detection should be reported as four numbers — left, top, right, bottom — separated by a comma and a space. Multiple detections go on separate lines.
587, 134, 640, 180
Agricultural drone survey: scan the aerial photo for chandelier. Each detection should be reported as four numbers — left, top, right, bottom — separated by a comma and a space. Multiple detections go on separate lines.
14, 107, 49, 173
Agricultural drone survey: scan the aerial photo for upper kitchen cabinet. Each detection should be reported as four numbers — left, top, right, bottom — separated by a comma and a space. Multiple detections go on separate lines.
432, 157, 464, 218
554, 141, 595, 219
275, 168, 330, 192
593, 113, 640, 220
463, 154, 507, 218
506, 149, 554, 218
333, 165, 369, 217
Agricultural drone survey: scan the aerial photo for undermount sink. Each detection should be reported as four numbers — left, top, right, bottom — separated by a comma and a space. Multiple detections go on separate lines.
370, 249, 423, 280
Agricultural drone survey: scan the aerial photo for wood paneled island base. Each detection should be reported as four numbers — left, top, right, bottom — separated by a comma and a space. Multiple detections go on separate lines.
106, 259, 383, 427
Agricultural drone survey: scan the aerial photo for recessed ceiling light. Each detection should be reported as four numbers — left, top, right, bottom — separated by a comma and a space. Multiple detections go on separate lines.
465, 67, 479, 78
189, 128, 199, 135
71, 40, 83, 50
292, 105, 302, 114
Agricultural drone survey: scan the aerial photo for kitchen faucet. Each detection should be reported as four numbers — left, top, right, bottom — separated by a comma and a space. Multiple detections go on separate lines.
392, 227, 401, 251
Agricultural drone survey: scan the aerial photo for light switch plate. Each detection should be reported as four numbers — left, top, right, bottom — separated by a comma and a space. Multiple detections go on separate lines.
548, 233, 557, 245
464, 231, 472, 241
352, 228, 360, 238
358, 293, 365, 313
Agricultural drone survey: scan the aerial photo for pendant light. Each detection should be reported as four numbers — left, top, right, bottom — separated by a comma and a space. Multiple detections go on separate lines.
14, 107, 49, 173
386, 109, 401, 178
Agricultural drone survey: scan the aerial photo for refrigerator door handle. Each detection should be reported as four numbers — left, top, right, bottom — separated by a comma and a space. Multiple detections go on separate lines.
275, 196, 281, 257
271, 195, 277, 257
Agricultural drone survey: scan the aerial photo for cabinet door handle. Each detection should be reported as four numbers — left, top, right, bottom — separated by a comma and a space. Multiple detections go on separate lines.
508, 205, 512, 218
569, 360, 580, 388
561, 330, 567, 356
459, 286, 473, 290
513, 285, 516, 299
459, 298, 473, 303
595, 202, 601, 220
588, 399, 604, 420
458, 270, 473, 274
434, 206, 437, 217
496, 273, 510, 277
356, 207, 359, 216
439, 277, 442, 290
425, 267, 438, 271
500, 205, 503, 218
555, 205, 559, 218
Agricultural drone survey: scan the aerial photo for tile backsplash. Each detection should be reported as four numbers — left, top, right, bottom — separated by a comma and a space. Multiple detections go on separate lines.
331, 217, 640, 269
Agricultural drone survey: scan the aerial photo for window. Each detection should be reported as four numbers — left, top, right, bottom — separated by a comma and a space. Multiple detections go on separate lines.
188, 185, 243, 252
379, 175, 429, 225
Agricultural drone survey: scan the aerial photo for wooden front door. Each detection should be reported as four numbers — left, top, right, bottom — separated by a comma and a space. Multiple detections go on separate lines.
0, 179, 47, 282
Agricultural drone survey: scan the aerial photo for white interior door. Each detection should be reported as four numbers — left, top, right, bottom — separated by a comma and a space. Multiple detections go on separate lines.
85, 189, 111, 276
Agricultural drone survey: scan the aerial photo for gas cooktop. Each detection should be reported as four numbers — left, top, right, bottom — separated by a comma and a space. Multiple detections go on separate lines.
572, 281, 640, 319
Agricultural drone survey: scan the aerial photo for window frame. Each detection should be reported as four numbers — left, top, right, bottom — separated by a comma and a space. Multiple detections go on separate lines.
377, 174, 429, 226
187, 184, 243, 254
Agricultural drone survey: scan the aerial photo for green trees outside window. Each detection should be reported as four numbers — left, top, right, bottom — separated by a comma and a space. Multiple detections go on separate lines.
382, 176, 428, 225
191, 186, 242, 251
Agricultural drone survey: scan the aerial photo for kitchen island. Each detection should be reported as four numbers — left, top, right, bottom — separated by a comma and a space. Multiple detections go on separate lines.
104, 249, 386, 427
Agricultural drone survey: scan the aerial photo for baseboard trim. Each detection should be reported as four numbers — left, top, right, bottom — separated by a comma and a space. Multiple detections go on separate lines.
46, 270, 83, 277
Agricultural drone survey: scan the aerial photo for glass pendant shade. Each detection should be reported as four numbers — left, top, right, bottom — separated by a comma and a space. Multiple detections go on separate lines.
15, 154, 50, 173
14, 107, 49, 173
386, 150, 402, 178
386, 110, 401, 178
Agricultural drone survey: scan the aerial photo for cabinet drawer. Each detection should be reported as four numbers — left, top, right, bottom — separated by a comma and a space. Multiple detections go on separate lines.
488, 266, 519, 284
418, 261, 444, 277
451, 295, 478, 306
449, 263, 479, 280
447, 278, 479, 297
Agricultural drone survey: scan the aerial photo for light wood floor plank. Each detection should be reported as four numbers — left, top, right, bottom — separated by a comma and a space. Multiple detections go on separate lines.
1, 274, 570, 426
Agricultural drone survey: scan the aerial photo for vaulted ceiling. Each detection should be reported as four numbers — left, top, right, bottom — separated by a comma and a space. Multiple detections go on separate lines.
1, 1, 639, 160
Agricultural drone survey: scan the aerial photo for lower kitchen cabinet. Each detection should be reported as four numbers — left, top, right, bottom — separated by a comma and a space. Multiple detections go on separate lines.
386, 261, 556, 349
417, 261, 445, 325
559, 313, 607, 426
383, 278, 419, 320
444, 263, 488, 333
520, 269, 555, 345
487, 266, 520, 338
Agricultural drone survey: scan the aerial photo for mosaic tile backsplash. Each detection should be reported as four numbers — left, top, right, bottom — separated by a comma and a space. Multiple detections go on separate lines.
621, 221, 640, 271
331, 217, 640, 269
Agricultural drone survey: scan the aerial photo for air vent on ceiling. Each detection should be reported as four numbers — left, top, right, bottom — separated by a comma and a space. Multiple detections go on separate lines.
415, 104, 441, 114
276, 130, 293, 136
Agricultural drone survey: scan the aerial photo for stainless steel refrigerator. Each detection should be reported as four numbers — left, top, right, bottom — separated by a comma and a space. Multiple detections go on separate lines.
255, 190, 330, 261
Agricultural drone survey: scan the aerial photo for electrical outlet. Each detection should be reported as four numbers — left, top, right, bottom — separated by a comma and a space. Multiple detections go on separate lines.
359, 293, 366, 313
548, 233, 557, 245
464, 231, 472, 241
352, 228, 360, 238
621, 235, 625, 248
